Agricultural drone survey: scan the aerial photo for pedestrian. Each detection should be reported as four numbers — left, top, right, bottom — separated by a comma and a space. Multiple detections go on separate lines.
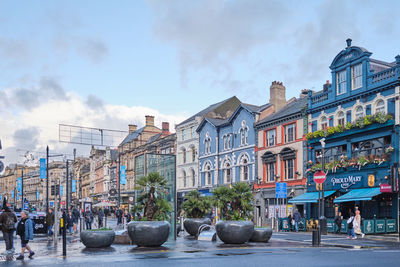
98, 208, 104, 228
354, 207, 365, 238
67, 211, 74, 234
84, 207, 93, 230
0, 198, 17, 254
45, 208, 55, 240
334, 211, 343, 234
72, 207, 80, 234
347, 212, 356, 239
293, 209, 301, 232
116, 207, 123, 225
124, 210, 131, 224
16, 211, 35, 260
288, 213, 293, 232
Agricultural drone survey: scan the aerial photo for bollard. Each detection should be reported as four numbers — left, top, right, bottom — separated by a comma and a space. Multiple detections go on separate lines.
312, 229, 320, 246
62, 212, 67, 257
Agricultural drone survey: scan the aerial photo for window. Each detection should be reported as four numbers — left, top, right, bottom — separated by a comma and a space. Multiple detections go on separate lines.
239, 121, 249, 146
375, 100, 385, 114
284, 124, 296, 143
337, 111, 345, 127
337, 70, 347, 95
355, 106, 364, 120
352, 64, 362, 89
191, 169, 196, 187
320, 116, 328, 130
239, 156, 249, 181
284, 159, 295, 180
266, 129, 276, 147
205, 164, 211, 185
223, 135, 231, 150
182, 171, 187, 188
204, 133, 211, 154
182, 129, 186, 141
224, 162, 231, 184
352, 136, 391, 158
182, 148, 186, 164
262, 152, 276, 182
315, 145, 347, 164
191, 147, 196, 162
190, 126, 195, 138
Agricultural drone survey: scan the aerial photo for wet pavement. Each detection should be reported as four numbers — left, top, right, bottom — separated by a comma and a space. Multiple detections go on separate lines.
0, 221, 399, 266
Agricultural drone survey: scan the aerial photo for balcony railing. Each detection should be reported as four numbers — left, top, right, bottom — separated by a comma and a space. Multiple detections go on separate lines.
311, 91, 329, 105
370, 66, 398, 84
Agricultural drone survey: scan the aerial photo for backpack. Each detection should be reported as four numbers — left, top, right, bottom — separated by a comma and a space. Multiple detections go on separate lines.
5, 213, 15, 231
348, 217, 354, 229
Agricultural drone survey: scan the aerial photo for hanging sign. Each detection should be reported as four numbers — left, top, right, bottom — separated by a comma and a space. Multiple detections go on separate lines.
71, 180, 76, 193
120, 165, 126, 185
40, 158, 46, 179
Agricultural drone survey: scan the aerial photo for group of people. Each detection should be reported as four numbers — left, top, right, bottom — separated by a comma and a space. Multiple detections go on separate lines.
0, 199, 35, 260
334, 207, 365, 239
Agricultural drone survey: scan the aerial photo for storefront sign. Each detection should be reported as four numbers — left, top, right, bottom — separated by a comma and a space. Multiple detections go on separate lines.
331, 175, 362, 189
380, 184, 392, 193
368, 174, 375, 187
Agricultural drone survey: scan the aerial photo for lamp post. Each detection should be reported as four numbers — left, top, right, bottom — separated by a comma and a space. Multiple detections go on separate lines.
319, 138, 327, 235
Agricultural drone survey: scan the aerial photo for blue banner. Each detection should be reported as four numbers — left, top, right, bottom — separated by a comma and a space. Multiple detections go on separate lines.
120, 165, 126, 185
60, 185, 63, 196
24, 201, 29, 210
17, 177, 22, 191
11, 190, 14, 199
71, 180, 76, 193
36, 191, 39, 200
17, 194, 19, 201
40, 158, 46, 179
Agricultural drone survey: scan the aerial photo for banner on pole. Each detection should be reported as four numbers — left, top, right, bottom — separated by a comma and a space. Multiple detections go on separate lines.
71, 180, 76, 193
17, 177, 22, 191
40, 158, 46, 179
60, 185, 63, 196
120, 165, 126, 185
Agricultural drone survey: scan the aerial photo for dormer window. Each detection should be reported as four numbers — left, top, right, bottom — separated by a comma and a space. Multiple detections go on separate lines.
337, 70, 347, 95
351, 64, 362, 89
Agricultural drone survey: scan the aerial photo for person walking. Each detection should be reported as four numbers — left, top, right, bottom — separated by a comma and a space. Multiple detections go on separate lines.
84, 207, 93, 230
347, 212, 356, 239
288, 213, 293, 232
72, 207, 80, 234
293, 209, 302, 232
0, 199, 17, 254
354, 207, 365, 238
124, 210, 131, 224
15, 211, 35, 260
334, 211, 343, 234
116, 207, 123, 225
45, 208, 55, 240
98, 208, 104, 228
67, 211, 74, 234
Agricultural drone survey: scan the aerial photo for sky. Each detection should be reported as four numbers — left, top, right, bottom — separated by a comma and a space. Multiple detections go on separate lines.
1, 0, 400, 169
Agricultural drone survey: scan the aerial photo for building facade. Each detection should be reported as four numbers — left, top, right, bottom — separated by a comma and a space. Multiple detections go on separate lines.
297, 39, 400, 224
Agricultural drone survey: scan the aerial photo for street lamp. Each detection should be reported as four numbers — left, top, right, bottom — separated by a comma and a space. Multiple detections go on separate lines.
319, 138, 327, 235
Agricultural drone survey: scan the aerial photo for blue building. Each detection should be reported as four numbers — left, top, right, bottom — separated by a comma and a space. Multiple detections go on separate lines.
197, 103, 264, 192
292, 39, 400, 227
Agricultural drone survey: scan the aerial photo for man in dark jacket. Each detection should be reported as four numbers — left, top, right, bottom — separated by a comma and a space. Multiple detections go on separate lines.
293, 209, 302, 232
45, 208, 55, 240
72, 207, 80, 234
98, 208, 104, 228
116, 207, 123, 225
16, 211, 35, 260
0, 201, 17, 254
334, 211, 343, 234
84, 207, 93, 230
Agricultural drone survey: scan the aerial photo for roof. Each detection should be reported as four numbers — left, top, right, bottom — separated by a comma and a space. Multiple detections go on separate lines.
256, 97, 307, 126
146, 133, 162, 144
242, 103, 262, 113
206, 117, 229, 127
176, 96, 241, 126
120, 127, 145, 146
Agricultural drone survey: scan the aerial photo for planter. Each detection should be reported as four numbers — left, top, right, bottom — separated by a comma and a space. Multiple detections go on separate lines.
249, 228, 272, 242
216, 220, 254, 244
80, 230, 115, 248
184, 218, 212, 236
127, 221, 170, 247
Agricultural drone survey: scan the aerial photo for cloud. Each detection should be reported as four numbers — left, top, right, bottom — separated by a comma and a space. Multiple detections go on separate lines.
0, 38, 32, 67
86, 94, 105, 110
13, 127, 40, 151
76, 38, 109, 64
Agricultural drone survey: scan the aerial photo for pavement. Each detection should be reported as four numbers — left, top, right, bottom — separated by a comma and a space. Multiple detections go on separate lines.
0, 219, 399, 266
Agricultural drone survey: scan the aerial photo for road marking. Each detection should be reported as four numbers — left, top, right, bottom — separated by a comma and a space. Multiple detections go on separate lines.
303, 237, 349, 241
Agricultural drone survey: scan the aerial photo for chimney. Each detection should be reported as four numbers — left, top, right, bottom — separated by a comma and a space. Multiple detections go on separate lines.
128, 124, 137, 133
162, 122, 169, 132
145, 115, 154, 126
269, 81, 286, 111
300, 89, 309, 98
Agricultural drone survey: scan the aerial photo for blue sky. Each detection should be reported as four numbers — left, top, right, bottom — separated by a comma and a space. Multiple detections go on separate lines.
1, 0, 400, 165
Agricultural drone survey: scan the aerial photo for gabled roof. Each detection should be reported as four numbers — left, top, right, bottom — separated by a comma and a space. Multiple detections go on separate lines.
176, 96, 241, 126
146, 133, 163, 144
120, 127, 145, 146
256, 97, 307, 127
242, 103, 263, 113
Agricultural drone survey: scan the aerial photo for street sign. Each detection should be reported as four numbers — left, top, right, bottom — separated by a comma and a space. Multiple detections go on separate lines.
275, 182, 287, 198
0, 161, 4, 173
313, 171, 326, 184
120, 165, 126, 185
40, 158, 46, 179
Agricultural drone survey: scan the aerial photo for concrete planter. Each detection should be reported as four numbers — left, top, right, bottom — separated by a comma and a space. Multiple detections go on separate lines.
216, 221, 254, 244
184, 218, 212, 236
250, 228, 273, 242
80, 230, 115, 248
127, 221, 170, 247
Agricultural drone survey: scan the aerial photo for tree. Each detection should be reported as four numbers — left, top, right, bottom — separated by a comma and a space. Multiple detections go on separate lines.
134, 172, 172, 221
181, 190, 212, 218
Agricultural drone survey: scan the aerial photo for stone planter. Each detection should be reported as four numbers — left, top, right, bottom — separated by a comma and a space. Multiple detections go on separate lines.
250, 228, 273, 242
184, 218, 212, 236
127, 221, 170, 247
216, 221, 254, 244
80, 230, 115, 248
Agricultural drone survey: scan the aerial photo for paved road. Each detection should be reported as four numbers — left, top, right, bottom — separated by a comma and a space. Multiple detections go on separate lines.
0, 226, 399, 266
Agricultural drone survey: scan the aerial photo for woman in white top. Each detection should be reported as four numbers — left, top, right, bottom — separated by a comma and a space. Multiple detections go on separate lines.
354, 207, 365, 238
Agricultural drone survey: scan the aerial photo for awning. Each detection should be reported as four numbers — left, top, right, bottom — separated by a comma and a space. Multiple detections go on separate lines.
333, 188, 381, 203
288, 190, 336, 204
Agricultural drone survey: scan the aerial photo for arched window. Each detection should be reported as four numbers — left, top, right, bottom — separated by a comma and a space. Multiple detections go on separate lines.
182, 170, 187, 188
239, 121, 249, 146
262, 152, 276, 182
182, 148, 186, 164
191, 169, 196, 187
321, 116, 328, 130
337, 111, 345, 127
224, 161, 231, 184
205, 164, 212, 185
355, 106, 364, 120
375, 100, 385, 114
280, 148, 296, 180
204, 133, 211, 154
191, 147, 196, 162
240, 158, 249, 181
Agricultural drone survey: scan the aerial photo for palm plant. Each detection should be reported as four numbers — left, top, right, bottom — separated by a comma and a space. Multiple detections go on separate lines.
181, 190, 212, 218
212, 182, 253, 220
135, 172, 172, 221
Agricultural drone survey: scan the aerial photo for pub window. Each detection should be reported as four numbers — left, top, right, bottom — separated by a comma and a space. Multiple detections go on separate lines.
351, 64, 362, 90
320, 116, 328, 130
375, 99, 385, 114
337, 111, 345, 127
355, 106, 364, 120
315, 145, 347, 163
337, 70, 347, 95
352, 136, 391, 158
